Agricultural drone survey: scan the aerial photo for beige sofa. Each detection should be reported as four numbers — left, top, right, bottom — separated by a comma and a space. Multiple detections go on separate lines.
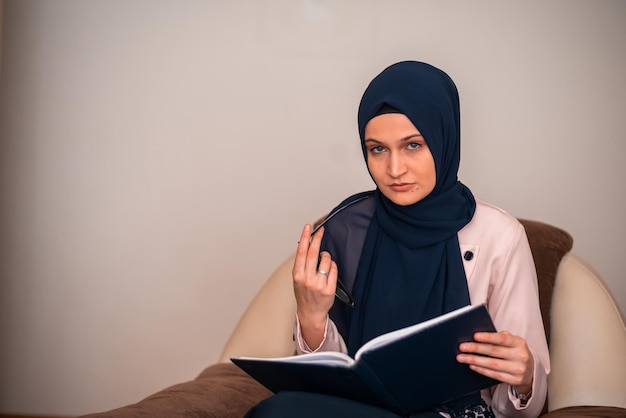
83, 219, 626, 418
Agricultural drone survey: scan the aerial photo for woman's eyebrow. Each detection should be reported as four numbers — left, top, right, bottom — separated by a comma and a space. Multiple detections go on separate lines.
399, 134, 423, 142
365, 134, 423, 144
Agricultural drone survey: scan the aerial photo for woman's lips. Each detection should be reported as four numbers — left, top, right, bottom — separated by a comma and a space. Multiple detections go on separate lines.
389, 183, 414, 192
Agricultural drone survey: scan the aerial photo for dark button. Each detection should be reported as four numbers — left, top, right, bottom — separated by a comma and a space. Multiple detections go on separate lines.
463, 251, 474, 261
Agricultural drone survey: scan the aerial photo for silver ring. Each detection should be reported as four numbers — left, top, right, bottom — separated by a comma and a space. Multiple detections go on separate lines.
318, 270, 329, 276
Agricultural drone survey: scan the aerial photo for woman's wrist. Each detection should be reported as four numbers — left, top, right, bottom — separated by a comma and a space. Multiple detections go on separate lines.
296, 310, 328, 330
296, 311, 328, 350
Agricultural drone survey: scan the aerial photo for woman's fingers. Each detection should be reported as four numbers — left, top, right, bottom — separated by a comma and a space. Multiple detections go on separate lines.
293, 224, 328, 279
326, 259, 338, 295
459, 331, 515, 358
456, 331, 534, 387
317, 250, 332, 278
305, 226, 324, 275
293, 224, 313, 279
292, 223, 339, 319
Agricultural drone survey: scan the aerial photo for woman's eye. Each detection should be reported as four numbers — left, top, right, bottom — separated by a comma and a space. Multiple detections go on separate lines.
370, 146, 385, 154
407, 142, 421, 150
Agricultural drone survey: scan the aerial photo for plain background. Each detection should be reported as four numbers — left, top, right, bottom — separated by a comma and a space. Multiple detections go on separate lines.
0, 0, 624, 415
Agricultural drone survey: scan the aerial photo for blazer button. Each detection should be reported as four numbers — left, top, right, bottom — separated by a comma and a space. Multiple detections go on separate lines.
463, 251, 474, 261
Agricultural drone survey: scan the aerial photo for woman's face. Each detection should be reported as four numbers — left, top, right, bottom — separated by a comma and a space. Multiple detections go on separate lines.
364, 113, 436, 206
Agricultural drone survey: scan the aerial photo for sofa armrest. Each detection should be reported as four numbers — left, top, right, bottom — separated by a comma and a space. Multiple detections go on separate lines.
548, 253, 626, 411
219, 254, 297, 362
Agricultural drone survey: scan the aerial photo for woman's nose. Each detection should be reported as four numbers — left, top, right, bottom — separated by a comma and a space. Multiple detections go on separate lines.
387, 153, 407, 178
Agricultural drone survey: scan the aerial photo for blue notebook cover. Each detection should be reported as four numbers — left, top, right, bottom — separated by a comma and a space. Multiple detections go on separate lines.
232, 304, 498, 415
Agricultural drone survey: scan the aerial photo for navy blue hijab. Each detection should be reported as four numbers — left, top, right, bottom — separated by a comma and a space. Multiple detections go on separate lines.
347, 61, 476, 355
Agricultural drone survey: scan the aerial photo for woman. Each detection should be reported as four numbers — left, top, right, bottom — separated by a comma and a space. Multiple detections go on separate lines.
247, 61, 549, 418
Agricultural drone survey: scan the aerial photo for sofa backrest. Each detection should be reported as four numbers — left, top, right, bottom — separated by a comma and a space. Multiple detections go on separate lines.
518, 219, 573, 344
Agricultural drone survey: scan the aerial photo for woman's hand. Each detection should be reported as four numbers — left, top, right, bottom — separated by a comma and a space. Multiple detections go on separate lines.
456, 331, 534, 396
292, 224, 338, 350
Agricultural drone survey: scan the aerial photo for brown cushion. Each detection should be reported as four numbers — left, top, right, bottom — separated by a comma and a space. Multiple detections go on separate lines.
541, 405, 626, 418
79, 363, 272, 418
518, 219, 573, 344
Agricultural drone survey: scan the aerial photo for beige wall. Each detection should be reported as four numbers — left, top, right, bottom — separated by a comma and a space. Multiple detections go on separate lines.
0, 0, 624, 415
